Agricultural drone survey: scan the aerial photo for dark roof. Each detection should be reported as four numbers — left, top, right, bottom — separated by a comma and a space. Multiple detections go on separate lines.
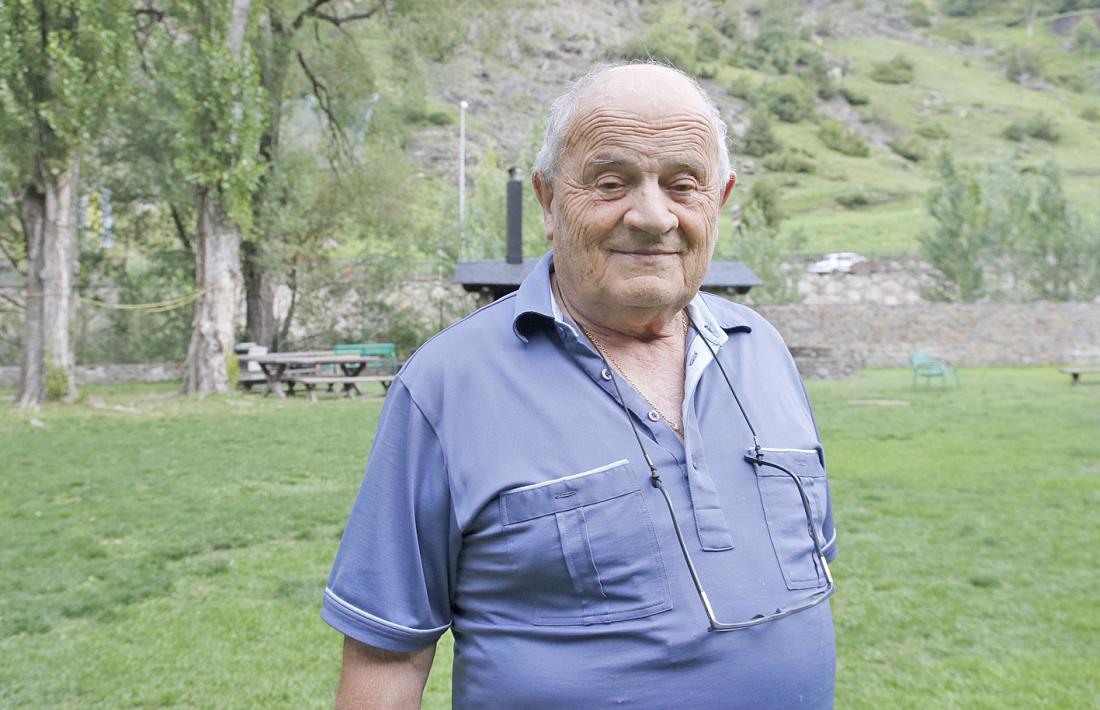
454, 258, 761, 290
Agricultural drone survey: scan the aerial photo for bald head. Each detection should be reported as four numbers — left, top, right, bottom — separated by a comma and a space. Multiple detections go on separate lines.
533, 62, 731, 184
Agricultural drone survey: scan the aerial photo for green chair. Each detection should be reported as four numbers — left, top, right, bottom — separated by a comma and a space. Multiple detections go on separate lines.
909, 352, 960, 389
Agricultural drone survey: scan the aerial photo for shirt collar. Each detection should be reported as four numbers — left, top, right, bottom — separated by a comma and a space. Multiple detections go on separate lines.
511, 250, 753, 342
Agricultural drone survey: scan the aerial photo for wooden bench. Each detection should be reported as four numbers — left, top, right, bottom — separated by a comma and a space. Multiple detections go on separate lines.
286, 374, 395, 400
1060, 366, 1100, 385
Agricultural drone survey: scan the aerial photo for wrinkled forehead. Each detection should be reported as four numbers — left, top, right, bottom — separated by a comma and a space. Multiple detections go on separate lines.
561, 68, 721, 177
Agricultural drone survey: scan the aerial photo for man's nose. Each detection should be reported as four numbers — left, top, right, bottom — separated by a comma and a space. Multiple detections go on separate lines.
622, 178, 678, 237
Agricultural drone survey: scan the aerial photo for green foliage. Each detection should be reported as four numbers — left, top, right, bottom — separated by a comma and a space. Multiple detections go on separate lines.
817, 118, 871, 157
733, 201, 804, 304
1003, 46, 1044, 84
0, 0, 133, 177
939, 0, 990, 17
749, 0, 801, 73
694, 22, 724, 64
1071, 17, 1100, 53
715, 1, 742, 40
920, 152, 1099, 302
748, 178, 786, 228
838, 85, 870, 106
904, 1, 933, 27
619, 4, 698, 73
1081, 105, 1100, 122
44, 365, 69, 401
761, 78, 817, 122
919, 152, 988, 301
887, 136, 928, 162
741, 109, 781, 157
1002, 113, 1061, 142
915, 122, 950, 139
158, 6, 267, 233
794, 46, 837, 99
869, 54, 916, 84
762, 149, 816, 173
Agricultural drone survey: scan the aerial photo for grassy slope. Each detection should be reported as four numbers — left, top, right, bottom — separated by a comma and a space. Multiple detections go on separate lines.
2, 370, 1098, 708
708, 7, 1100, 256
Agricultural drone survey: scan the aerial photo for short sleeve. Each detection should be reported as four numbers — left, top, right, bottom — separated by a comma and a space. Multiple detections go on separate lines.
321, 379, 457, 652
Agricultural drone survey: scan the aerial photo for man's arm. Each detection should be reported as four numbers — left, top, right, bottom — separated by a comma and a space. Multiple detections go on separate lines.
335, 636, 436, 710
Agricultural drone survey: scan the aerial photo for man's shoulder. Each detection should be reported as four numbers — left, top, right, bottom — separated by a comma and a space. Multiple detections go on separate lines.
698, 292, 786, 342
396, 293, 523, 385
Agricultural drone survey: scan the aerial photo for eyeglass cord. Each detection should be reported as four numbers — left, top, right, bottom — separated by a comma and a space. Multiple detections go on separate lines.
589, 309, 834, 631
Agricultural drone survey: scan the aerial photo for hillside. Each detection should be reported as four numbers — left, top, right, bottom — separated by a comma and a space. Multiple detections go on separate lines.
414, 0, 1100, 258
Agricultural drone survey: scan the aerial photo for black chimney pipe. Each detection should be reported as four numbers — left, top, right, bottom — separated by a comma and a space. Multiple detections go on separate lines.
506, 166, 523, 265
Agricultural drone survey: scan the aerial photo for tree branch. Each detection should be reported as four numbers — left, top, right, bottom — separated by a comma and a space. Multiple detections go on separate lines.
292, 0, 333, 31
0, 292, 24, 310
312, 7, 382, 28
169, 203, 193, 255
296, 49, 352, 161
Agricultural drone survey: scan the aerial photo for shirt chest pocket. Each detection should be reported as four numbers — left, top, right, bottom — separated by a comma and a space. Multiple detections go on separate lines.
499, 460, 672, 626
752, 448, 830, 591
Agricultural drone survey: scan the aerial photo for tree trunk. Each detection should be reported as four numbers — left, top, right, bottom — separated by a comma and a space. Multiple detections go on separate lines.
181, 188, 242, 395
16, 156, 80, 407
242, 240, 277, 348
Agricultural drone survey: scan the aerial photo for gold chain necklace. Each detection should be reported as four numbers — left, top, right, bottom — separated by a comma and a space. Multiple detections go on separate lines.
576, 313, 688, 438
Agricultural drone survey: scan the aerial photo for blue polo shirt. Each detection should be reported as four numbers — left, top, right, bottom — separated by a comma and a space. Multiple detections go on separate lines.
323, 251, 838, 709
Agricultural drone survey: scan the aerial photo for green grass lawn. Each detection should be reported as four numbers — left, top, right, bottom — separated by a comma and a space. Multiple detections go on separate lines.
2, 369, 1098, 708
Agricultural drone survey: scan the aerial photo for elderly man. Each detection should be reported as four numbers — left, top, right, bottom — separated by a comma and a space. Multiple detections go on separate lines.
323, 62, 838, 709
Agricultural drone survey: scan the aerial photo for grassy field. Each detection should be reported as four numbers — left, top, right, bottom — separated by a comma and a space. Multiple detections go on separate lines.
1, 368, 1098, 708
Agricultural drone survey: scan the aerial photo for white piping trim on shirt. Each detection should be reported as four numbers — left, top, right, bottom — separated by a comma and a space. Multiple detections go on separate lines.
324, 587, 449, 636
758, 447, 820, 455
502, 459, 631, 494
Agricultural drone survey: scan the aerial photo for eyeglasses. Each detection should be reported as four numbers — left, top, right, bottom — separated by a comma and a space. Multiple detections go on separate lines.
600, 315, 835, 632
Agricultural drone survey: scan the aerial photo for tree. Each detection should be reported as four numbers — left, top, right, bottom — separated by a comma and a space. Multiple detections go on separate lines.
0, 0, 132, 406
732, 181, 804, 305
919, 152, 990, 301
920, 152, 1099, 302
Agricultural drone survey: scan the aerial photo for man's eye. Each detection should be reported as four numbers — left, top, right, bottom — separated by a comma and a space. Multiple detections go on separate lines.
596, 179, 625, 190
669, 181, 698, 193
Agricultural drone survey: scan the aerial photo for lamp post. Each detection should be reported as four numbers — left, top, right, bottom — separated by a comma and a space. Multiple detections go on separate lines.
459, 99, 468, 259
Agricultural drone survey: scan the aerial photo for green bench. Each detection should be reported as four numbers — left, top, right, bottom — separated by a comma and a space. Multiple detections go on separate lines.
333, 343, 399, 374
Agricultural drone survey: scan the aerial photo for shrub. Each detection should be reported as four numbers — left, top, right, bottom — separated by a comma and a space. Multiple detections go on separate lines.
749, 178, 785, 228
695, 22, 724, 63
1003, 114, 1060, 143
938, 23, 976, 45
939, 0, 990, 17
727, 74, 758, 102
761, 79, 816, 122
716, 0, 741, 39
915, 122, 950, 139
836, 191, 872, 209
870, 54, 915, 84
818, 118, 871, 157
762, 150, 816, 173
888, 136, 928, 162
838, 85, 870, 106
741, 109, 781, 157
1073, 18, 1100, 53
1081, 105, 1100, 122
794, 46, 836, 99
1004, 47, 1043, 83
905, 0, 933, 27
426, 111, 453, 126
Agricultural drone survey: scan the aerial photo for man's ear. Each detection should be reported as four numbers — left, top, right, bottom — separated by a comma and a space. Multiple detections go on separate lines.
532, 171, 556, 242
719, 171, 737, 208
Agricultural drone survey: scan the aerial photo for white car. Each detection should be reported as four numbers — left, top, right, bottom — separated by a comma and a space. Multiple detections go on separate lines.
807, 252, 868, 274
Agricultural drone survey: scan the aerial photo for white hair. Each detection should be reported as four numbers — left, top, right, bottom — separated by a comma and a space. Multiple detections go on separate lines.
532, 61, 733, 185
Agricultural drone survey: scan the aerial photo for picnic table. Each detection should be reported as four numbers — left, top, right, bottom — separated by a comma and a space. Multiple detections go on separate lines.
237, 351, 394, 400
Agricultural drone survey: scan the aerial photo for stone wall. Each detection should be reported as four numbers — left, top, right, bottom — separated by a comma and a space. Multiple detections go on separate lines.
0, 362, 181, 388
755, 302, 1100, 369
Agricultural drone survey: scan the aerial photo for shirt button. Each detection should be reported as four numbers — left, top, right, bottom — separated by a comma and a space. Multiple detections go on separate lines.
647, 410, 660, 422
601, 368, 612, 381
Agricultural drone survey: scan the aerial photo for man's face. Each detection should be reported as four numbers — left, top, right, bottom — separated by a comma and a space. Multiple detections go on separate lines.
536, 67, 735, 316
